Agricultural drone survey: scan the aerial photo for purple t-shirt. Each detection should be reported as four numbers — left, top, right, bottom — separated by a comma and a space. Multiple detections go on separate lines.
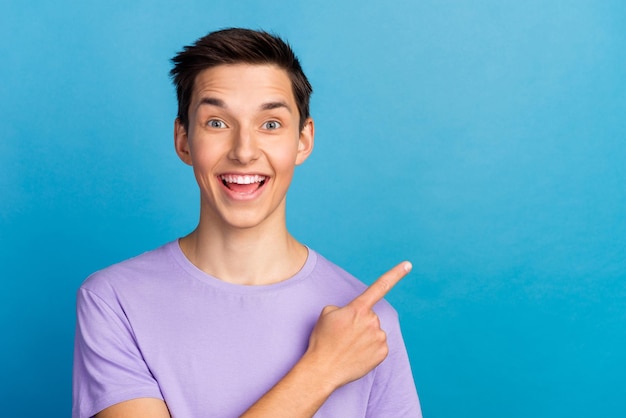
73, 241, 421, 417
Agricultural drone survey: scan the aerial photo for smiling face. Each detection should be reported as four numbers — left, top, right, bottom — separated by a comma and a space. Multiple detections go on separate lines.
175, 64, 314, 232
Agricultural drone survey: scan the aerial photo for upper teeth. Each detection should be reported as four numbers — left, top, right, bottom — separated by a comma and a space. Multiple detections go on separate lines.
221, 174, 266, 184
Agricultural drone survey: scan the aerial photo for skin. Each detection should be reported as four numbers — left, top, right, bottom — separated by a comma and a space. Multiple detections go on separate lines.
175, 64, 313, 285
95, 64, 412, 417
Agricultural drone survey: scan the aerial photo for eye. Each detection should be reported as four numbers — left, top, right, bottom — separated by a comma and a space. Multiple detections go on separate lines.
263, 120, 282, 130
207, 119, 227, 129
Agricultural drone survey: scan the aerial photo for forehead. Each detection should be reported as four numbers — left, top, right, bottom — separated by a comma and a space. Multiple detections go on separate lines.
191, 64, 295, 107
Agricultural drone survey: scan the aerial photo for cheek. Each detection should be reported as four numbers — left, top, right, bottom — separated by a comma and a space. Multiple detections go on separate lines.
189, 147, 222, 186
188, 136, 226, 166
271, 147, 300, 174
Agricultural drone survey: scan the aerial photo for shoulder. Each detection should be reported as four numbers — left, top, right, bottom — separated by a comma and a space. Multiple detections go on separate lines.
79, 241, 178, 299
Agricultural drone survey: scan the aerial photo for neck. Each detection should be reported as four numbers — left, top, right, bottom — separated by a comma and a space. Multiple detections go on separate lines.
179, 214, 307, 286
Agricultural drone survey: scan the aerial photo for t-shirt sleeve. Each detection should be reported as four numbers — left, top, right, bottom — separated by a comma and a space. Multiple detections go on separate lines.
72, 286, 164, 418
366, 307, 422, 417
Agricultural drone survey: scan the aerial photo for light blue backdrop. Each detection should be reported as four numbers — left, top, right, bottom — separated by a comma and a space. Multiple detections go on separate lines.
1, 1, 625, 416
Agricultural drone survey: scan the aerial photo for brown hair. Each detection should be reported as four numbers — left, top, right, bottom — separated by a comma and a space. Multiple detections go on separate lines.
170, 28, 313, 131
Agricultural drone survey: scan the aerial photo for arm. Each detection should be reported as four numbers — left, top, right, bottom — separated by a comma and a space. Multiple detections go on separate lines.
95, 398, 170, 418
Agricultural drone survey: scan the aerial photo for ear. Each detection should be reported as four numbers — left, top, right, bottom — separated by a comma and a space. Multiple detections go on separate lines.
295, 117, 315, 166
174, 118, 193, 166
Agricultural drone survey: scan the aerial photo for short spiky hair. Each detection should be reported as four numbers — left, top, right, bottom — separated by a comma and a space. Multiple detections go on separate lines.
170, 28, 313, 131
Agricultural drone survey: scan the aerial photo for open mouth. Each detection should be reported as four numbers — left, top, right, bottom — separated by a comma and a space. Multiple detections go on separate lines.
220, 174, 267, 194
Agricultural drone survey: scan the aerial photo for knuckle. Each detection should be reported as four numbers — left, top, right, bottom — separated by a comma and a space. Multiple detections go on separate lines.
377, 279, 390, 293
377, 329, 386, 341
381, 344, 389, 358
367, 313, 382, 329
352, 302, 371, 317
321, 305, 338, 315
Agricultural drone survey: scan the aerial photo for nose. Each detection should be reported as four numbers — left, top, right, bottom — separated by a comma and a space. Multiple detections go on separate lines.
228, 126, 260, 165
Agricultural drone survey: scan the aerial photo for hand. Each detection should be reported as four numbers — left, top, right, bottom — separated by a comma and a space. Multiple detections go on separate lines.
304, 261, 412, 389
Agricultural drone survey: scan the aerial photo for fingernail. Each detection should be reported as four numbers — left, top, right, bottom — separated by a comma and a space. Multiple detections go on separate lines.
403, 261, 412, 272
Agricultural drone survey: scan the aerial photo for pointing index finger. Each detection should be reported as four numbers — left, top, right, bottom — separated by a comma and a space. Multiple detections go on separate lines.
350, 261, 412, 310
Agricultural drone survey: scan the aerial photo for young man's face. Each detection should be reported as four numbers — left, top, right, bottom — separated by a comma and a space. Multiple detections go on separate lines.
175, 64, 314, 231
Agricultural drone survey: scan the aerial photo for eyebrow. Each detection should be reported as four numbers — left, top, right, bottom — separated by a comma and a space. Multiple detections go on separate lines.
260, 101, 292, 113
197, 97, 226, 109
196, 97, 291, 113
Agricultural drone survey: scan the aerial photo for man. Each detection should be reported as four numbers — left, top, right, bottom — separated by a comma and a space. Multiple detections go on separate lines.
73, 28, 422, 417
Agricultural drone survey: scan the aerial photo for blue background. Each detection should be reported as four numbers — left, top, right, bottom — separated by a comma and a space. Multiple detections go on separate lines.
1, 1, 625, 416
